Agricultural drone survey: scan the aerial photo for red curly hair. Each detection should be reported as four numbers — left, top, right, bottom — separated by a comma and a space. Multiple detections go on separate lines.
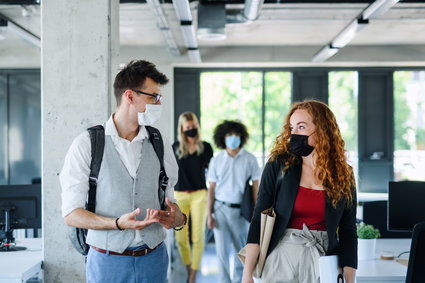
270, 99, 355, 207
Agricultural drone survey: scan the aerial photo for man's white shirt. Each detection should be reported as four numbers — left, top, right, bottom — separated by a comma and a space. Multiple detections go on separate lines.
207, 149, 261, 204
60, 115, 178, 218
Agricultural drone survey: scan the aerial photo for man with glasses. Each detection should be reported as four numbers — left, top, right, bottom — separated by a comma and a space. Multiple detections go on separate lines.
60, 60, 186, 282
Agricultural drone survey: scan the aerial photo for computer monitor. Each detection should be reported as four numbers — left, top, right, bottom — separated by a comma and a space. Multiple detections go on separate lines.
388, 181, 425, 232
0, 184, 41, 251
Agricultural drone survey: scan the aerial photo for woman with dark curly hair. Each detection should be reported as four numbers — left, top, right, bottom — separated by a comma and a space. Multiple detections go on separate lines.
242, 100, 357, 283
207, 120, 261, 283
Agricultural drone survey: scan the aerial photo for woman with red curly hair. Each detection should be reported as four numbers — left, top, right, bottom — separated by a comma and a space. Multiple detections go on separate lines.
242, 100, 357, 283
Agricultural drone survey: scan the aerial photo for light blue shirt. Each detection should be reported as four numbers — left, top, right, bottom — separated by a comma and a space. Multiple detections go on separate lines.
207, 149, 261, 204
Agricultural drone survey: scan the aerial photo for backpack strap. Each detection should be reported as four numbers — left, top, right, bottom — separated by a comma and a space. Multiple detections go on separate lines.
86, 125, 105, 213
145, 126, 168, 210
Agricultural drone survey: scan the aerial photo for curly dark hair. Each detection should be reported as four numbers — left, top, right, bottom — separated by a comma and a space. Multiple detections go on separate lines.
113, 60, 169, 105
213, 120, 249, 149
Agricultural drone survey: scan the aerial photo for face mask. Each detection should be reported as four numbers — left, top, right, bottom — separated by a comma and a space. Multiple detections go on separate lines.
184, 128, 198, 138
225, 135, 241, 150
137, 104, 162, 126
290, 134, 314, 156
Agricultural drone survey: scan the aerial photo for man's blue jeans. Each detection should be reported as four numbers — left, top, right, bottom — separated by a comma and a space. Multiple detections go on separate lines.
86, 242, 168, 283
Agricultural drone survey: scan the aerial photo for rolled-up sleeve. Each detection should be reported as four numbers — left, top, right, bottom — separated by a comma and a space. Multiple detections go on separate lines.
250, 155, 261, 181
60, 132, 91, 217
247, 160, 279, 244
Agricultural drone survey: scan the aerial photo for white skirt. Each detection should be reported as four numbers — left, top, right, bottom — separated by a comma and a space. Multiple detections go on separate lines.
261, 224, 329, 283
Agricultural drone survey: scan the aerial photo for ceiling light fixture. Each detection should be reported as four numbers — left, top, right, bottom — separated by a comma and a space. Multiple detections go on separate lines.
362, 0, 400, 20
312, 45, 339, 63
172, 0, 201, 63
331, 18, 368, 48
243, 0, 265, 21
187, 48, 201, 64
312, 0, 398, 62
0, 13, 40, 48
173, 0, 192, 22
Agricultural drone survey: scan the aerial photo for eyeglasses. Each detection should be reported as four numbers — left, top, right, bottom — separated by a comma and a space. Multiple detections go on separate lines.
131, 89, 163, 104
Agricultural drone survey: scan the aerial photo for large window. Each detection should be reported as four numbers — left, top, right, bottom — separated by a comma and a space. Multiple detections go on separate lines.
0, 71, 41, 185
177, 67, 424, 194
328, 71, 358, 175
394, 71, 425, 181
200, 71, 291, 166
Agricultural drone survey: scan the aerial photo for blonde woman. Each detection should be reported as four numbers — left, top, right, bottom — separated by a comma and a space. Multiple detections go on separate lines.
172, 112, 213, 283
242, 100, 357, 283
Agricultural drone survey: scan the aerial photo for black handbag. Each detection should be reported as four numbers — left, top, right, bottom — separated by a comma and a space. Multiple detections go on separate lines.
240, 177, 254, 222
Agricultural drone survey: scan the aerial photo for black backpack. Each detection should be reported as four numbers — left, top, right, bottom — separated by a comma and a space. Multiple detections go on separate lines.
67, 125, 168, 256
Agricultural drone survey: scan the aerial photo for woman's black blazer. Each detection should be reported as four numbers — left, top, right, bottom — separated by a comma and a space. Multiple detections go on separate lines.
247, 158, 358, 269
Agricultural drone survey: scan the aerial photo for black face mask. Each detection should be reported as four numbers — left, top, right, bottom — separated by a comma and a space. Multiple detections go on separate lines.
290, 134, 314, 156
184, 128, 198, 138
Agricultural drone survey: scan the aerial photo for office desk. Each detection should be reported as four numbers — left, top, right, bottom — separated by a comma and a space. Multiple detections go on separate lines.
357, 238, 411, 283
0, 238, 42, 283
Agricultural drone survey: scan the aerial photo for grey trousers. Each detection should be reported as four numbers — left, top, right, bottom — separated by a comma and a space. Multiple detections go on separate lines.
261, 225, 328, 283
213, 202, 249, 283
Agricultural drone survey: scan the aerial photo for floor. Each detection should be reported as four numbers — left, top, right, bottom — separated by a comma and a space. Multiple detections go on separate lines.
167, 229, 236, 283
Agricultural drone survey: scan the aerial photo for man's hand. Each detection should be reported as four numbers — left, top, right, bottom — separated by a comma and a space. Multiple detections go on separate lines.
207, 214, 216, 229
158, 198, 184, 229
117, 208, 161, 230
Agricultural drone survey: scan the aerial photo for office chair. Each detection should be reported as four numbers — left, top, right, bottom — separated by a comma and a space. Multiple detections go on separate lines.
406, 222, 425, 283
362, 201, 411, 238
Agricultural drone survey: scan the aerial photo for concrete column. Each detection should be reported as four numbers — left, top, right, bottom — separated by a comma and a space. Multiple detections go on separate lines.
42, 0, 119, 281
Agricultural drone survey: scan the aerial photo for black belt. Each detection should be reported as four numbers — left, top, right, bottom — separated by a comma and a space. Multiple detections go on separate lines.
216, 199, 241, 208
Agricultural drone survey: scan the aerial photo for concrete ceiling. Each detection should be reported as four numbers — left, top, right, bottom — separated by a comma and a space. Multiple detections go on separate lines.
0, 2, 425, 59
120, 2, 425, 47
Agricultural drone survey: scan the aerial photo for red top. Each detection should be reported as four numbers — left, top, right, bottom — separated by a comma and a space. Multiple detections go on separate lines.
288, 186, 326, 231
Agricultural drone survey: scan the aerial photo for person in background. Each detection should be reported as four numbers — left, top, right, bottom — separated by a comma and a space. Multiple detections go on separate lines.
172, 112, 213, 283
242, 99, 357, 283
207, 120, 261, 283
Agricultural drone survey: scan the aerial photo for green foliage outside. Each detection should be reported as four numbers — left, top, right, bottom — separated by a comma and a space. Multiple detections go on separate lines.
264, 72, 291, 156
200, 72, 262, 155
328, 71, 357, 152
200, 71, 291, 165
357, 223, 381, 239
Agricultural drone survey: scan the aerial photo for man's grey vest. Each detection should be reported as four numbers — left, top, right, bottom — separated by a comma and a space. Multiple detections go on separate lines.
86, 136, 165, 253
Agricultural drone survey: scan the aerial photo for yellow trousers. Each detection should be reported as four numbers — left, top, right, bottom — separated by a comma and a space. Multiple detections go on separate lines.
174, 190, 207, 270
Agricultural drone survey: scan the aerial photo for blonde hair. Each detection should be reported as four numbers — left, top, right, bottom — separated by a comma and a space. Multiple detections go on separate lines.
177, 112, 204, 159
270, 99, 355, 207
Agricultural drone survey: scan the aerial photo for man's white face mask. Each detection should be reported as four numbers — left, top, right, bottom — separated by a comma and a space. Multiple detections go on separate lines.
137, 104, 162, 126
